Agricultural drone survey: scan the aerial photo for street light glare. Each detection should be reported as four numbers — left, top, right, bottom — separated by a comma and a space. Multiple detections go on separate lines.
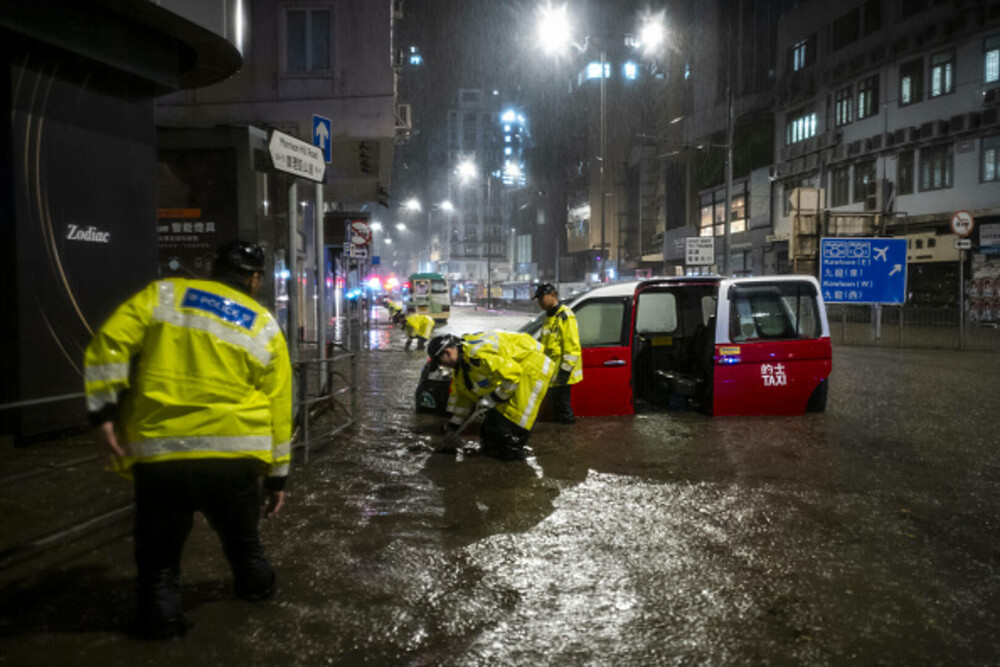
537, 4, 571, 54
370, 222, 383, 231
639, 13, 666, 53
457, 159, 478, 182
440, 200, 454, 211
396, 223, 407, 231
403, 197, 422, 212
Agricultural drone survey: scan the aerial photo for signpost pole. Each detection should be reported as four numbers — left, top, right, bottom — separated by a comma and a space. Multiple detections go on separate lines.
315, 184, 326, 390
959, 248, 965, 351
288, 181, 298, 364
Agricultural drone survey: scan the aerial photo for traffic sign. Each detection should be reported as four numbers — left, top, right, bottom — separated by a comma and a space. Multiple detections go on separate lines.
955, 238, 972, 250
313, 115, 332, 163
820, 237, 907, 304
343, 242, 368, 259
268, 129, 325, 182
950, 210, 974, 237
348, 220, 371, 247
685, 237, 715, 266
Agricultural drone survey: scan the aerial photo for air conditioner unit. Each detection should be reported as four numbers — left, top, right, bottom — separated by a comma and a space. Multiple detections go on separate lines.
907, 126, 921, 142
920, 121, 934, 137
848, 140, 861, 156
936, 119, 950, 136
950, 114, 966, 133
863, 138, 874, 152
886, 132, 896, 147
893, 128, 907, 145
985, 88, 999, 105
871, 134, 883, 150
985, 108, 999, 126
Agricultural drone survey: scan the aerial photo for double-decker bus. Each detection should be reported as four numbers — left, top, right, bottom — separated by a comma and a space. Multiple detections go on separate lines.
406, 272, 450, 322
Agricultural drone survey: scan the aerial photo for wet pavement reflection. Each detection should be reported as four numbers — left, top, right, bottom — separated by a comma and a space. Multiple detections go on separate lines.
2, 305, 999, 664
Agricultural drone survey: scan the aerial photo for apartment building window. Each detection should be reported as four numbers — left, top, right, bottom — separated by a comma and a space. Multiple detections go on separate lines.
831, 166, 850, 206
790, 34, 816, 72
930, 51, 955, 97
920, 144, 954, 191
857, 75, 879, 119
831, 8, 861, 52
834, 87, 854, 127
699, 184, 749, 237
285, 9, 331, 72
900, 59, 923, 105
985, 35, 1000, 84
853, 160, 876, 204
983, 135, 1000, 182
785, 109, 817, 144
863, 0, 882, 35
898, 150, 915, 194
900, 0, 927, 18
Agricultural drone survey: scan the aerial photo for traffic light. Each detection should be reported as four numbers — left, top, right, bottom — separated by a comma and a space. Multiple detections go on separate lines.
377, 186, 390, 208
358, 141, 372, 174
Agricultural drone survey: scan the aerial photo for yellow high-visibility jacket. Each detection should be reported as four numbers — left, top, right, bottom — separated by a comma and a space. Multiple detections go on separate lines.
83, 278, 292, 481
540, 303, 583, 385
405, 313, 435, 340
385, 300, 403, 317
446, 331, 555, 431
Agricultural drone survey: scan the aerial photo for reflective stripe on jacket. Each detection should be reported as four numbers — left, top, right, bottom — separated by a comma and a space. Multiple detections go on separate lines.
540, 303, 583, 385
84, 278, 292, 480
405, 313, 435, 340
446, 331, 555, 431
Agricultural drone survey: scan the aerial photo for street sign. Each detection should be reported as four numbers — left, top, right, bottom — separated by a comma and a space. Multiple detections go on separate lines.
267, 129, 325, 183
820, 237, 907, 304
950, 210, 974, 237
371, 256, 380, 266
348, 220, 371, 247
685, 237, 715, 266
955, 238, 972, 250
343, 242, 368, 259
313, 115, 332, 163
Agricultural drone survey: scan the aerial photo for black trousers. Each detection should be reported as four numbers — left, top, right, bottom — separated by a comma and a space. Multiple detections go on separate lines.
133, 459, 275, 630
549, 384, 575, 423
480, 409, 531, 461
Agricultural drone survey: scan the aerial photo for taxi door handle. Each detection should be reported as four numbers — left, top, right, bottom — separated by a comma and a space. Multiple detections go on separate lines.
603, 359, 626, 367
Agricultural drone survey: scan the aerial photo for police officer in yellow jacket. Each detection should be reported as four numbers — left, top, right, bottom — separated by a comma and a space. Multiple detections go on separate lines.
534, 283, 583, 423
402, 312, 435, 350
428, 331, 554, 461
84, 241, 292, 639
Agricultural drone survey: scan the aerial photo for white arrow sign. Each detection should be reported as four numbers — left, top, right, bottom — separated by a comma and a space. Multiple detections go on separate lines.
888, 264, 902, 276
314, 122, 329, 150
268, 129, 325, 183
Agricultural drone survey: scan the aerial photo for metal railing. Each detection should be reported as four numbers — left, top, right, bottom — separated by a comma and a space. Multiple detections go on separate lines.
827, 304, 1000, 351
291, 342, 357, 464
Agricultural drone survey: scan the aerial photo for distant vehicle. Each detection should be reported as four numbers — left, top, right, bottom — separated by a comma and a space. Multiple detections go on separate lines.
406, 272, 450, 322
519, 275, 831, 417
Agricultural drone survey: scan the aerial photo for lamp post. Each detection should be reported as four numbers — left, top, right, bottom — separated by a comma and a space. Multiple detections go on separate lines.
537, 5, 665, 282
457, 157, 497, 308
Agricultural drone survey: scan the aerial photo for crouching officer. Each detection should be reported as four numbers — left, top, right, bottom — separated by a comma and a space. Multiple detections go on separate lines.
428, 331, 554, 461
401, 312, 435, 350
84, 240, 292, 639
533, 283, 583, 423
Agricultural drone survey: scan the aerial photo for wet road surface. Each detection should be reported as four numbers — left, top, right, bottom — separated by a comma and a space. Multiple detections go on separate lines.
2, 304, 999, 665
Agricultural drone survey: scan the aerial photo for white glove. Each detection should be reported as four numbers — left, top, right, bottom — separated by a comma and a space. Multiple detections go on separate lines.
476, 395, 496, 411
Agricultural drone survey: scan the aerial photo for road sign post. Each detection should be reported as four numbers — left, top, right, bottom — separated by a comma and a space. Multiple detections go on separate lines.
268, 129, 325, 182
950, 211, 974, 350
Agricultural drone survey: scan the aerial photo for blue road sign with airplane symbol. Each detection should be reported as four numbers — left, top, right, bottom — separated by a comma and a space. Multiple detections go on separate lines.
313, 115, 332, 163
820, 237, 907, 304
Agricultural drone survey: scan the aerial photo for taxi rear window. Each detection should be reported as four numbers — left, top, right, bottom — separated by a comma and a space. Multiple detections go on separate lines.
728, 282, 821, 342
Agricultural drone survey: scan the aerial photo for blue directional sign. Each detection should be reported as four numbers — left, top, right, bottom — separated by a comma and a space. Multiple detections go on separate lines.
312, 114, 332, 163
820, 237, 907, 304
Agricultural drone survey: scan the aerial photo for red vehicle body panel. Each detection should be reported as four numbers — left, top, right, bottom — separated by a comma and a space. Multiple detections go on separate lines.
572, 345, 634, 417
712, 338, 833, 416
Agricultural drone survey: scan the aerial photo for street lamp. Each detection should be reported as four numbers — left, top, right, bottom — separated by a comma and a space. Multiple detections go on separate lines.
403, 197, 422, 212
537, 6, 665, 282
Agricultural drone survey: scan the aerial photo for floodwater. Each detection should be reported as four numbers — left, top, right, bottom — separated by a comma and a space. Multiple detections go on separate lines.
2, 305, 999, 665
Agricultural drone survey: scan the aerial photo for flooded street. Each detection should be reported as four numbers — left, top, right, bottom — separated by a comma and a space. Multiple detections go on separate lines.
3, 305, 1000, 665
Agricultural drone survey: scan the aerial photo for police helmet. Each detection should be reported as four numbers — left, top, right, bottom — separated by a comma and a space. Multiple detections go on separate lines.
533, 282, 557, 300
427, 334, 461, 362
214, 240, 266, 275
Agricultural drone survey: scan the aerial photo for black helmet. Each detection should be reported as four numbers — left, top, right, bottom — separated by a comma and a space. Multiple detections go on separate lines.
214, 240, 266, 274
427, 334, 461, 361
533, 282, 557, 300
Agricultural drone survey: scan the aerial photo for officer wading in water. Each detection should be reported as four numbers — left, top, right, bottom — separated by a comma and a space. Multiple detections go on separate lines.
84, 241, 292, 639
427, 331, 554, 461
533, 283, 583, 423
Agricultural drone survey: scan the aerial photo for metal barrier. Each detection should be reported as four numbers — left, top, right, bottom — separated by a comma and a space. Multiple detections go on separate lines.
291, 343, 357, 464
828, 304, 1000, 351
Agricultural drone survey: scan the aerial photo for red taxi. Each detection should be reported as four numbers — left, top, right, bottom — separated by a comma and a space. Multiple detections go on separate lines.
522, 276, 831, 417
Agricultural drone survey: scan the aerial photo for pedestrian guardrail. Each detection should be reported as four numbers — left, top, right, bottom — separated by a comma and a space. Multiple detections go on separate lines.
291, 342, 357, 464
828, 304, 1000, 351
